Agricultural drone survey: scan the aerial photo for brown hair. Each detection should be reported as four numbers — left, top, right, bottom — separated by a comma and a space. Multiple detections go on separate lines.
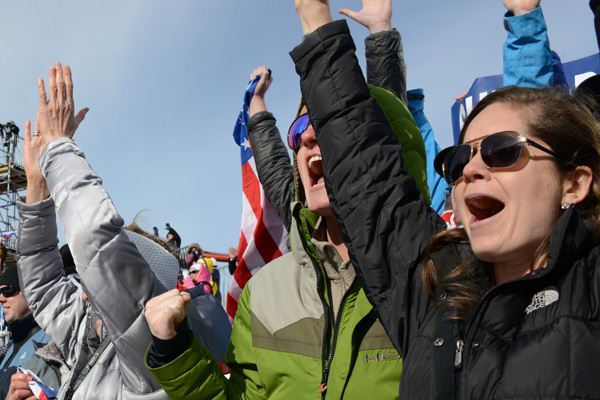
124, 211, 176, 254
423, 86, 600, 320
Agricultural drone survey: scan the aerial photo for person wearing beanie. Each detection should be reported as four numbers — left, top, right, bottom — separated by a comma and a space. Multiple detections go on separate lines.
0, 265, 50, 397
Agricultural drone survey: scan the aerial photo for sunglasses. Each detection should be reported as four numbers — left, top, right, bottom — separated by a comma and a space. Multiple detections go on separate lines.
435, 131, 563, 187
0, 286, 19, 298
287, 113, 310, 150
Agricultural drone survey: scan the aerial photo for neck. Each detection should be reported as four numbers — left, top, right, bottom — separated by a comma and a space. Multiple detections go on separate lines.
493, 254, 546, 285
325, 215, 349, 261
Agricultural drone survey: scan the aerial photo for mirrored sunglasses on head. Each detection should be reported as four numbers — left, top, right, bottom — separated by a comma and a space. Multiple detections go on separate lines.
287, 114, 310, 150
434, 130, 563, 187
0, 286, 19, 298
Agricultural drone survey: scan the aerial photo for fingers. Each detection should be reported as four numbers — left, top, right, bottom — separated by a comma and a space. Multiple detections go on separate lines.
145, 289, 190, 340
48, 65, 57, 106
55, 62, 66, 108
8, 374, 34, 400
38, 78, 48, 108
23, 120, 31, 147
338, 8, 358, 20
10, 372, 32, 384
75, 108, 90, 124
34, 111, 40, 136
250, 66, 269, 83
64, 65, 74, 106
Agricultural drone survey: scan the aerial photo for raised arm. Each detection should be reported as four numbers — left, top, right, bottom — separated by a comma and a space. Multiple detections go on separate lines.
291, 0, 443, 352
17, 86, 87, 370
247, 66, 295, 233
35, 62, 166, 394
502, 0, 553, 88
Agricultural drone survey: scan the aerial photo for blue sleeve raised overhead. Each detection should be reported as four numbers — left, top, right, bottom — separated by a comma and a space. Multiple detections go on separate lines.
503, 7, 553, 88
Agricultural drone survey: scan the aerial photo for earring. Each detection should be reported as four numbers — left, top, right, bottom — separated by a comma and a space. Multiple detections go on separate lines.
561, 201, 573, 210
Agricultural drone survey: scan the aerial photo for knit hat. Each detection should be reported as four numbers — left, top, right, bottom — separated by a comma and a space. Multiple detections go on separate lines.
0, 265, 20, 291
187, 243, 203, 255
124, 230, 179, 290
189, 264, 200, 272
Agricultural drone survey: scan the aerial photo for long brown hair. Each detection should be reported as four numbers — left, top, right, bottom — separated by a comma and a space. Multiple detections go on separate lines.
423, 86, 600, 320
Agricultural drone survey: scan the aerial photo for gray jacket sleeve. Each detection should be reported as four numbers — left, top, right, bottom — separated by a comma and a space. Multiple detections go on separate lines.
17, 196, 87, 370
37, 138, 165, 393
365, 29, 408, 105
248, 111, 294, 234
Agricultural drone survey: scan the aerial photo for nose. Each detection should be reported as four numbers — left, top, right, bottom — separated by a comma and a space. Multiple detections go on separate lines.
461, 148, 489, 184
301, 124, 317, 148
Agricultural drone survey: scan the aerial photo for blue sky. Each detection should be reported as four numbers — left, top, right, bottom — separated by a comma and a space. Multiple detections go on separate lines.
0, 1, 597, 266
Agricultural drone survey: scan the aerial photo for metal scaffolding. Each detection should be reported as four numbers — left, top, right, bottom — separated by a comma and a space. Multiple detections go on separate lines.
0, 122, 25, 267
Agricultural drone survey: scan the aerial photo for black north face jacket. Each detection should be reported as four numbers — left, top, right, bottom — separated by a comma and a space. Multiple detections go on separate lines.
292, 19, 600, 399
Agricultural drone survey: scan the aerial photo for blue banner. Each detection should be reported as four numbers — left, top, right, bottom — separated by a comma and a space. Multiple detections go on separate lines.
450, 53, 600, 144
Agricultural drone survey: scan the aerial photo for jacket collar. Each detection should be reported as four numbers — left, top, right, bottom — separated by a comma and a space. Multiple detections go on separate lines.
541, 206, 595, 277
8, 313, 39, 343
289, 201, 321, 268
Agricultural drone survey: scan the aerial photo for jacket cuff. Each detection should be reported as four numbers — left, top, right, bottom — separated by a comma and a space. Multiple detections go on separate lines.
503, 7, 546, 36
17, 196, 58, 256
38, 138, 84, 178
146, 321, 192, 368
364, 28, 400, 50
290, 20, 350, 67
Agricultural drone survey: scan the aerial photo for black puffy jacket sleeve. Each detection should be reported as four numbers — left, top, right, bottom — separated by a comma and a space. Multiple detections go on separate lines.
290, 20, 445, 354
247, 111, 294, 233
365, 29, 408, 105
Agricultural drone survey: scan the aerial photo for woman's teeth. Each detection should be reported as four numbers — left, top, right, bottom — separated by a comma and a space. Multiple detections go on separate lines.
309, 155, 323, 176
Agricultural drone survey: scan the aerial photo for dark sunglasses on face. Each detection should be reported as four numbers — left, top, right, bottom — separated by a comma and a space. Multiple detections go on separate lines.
287, 113, 310, 150
0, 286, 19, 298
434, 130, 563, 187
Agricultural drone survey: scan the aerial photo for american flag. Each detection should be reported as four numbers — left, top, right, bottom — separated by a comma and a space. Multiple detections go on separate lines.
227, 72, 289, 323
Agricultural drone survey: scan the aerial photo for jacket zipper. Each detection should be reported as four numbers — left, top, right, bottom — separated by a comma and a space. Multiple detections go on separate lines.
319, 278, 355, 399
454, 339, 464, 369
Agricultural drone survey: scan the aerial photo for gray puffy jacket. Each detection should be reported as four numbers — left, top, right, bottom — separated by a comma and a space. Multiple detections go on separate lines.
17, 138, 230, 399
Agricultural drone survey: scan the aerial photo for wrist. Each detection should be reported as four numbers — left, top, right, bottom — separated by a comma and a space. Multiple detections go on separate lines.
511, 4, 539, 16
25, 180, 50, 204
249, 97, 267, 117
368, 20, 393, 34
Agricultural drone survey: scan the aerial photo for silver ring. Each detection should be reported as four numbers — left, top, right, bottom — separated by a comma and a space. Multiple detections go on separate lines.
33, 130, 41, 137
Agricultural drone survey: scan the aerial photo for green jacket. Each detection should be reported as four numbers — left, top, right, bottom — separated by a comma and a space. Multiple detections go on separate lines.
148, 203, 402, 399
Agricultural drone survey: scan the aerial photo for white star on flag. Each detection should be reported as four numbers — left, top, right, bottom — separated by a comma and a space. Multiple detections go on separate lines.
241, 138, 250, 151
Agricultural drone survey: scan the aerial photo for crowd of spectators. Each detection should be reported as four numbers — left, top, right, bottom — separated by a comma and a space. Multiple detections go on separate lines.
1, 0, 600, 399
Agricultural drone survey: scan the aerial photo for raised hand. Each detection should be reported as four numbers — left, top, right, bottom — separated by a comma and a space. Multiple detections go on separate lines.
249, 66, 273, 117
7, 373, 36, 400
37, 62, 89, 147
295, 0, 333, 34
339, 0, 392, 34
502, 0, 540, 16
23, 118, 50, 203
145, 289, 191, 340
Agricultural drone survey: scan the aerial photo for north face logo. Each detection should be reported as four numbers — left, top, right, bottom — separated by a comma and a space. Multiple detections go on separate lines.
525, 290, 559, 314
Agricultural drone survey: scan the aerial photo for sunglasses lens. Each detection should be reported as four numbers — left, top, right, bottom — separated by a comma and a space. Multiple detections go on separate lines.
0, 286, 17, 298
444, 145, 472, 185
481, 131, 522, 169
288, 114, 310, 149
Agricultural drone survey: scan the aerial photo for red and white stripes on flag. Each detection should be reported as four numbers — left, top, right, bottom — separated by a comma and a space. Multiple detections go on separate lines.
227, 73, 289, 323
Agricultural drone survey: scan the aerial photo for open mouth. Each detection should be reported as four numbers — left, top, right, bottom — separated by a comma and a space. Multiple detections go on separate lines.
308, 155, 324, 187
466, 196, 505, 222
